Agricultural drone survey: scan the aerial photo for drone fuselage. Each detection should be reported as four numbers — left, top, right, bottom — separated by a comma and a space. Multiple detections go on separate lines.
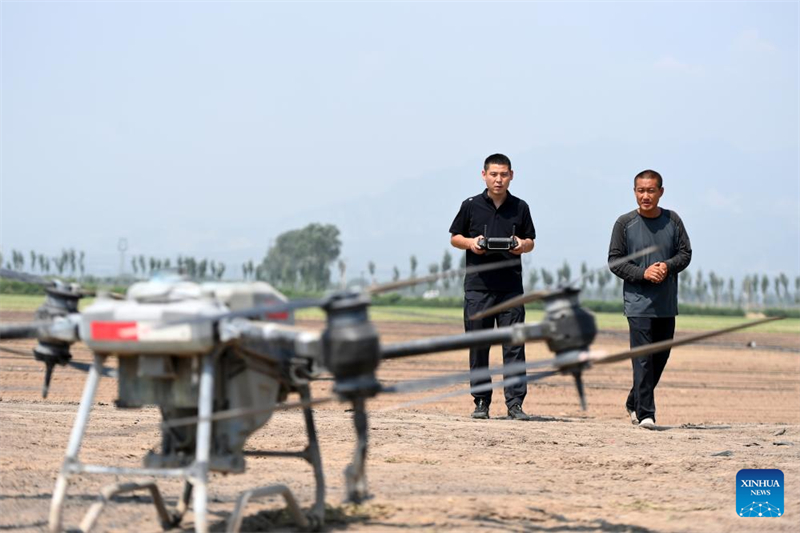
78, 281, 300, 474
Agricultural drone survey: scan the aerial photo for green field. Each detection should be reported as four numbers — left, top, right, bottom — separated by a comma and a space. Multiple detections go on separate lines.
297, 305, 799, 334
2, 294, 797, 334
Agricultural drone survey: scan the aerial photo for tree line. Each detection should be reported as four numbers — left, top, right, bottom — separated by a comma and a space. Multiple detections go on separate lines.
239, 225, 800, 308
129, 255, 226, 280
0, 248, 226, 281
3, 229, 799, 308
1, 248, 85, 277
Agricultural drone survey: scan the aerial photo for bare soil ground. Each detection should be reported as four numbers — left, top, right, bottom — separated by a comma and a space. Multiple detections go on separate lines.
1, 312, 798, 532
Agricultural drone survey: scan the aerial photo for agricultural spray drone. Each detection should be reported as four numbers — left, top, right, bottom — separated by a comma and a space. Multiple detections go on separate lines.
0, 260, 778, 533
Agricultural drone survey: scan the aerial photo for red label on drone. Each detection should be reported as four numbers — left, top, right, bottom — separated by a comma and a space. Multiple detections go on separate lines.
91, 321, 138, 341
266, 312, 289, 320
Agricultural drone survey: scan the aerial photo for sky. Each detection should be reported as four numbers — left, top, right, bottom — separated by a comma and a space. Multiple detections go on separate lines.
1, 0, 798, 284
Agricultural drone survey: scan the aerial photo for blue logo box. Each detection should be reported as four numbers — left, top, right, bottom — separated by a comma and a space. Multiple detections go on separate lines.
737, 469, 784, 517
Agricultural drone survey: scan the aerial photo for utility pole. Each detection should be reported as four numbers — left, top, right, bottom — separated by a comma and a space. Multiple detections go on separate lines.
117, 238, 128, 282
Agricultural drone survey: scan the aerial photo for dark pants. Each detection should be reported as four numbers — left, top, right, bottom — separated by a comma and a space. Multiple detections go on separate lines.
625, 316, 676, 423
464, 290, 526, 409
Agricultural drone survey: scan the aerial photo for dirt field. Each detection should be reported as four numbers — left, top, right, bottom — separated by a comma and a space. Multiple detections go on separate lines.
1, 312, 798, 532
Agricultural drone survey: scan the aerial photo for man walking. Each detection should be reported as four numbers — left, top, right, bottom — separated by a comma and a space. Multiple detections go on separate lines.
449, 153, 536, 420
608, 169, 692, 429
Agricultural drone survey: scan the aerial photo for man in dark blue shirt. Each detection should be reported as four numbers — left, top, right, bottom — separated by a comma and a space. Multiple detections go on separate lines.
449, 153, 536, 420
608, 169, 692, 429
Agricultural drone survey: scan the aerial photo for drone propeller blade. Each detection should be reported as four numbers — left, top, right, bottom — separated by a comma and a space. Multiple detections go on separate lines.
469, 246, 660, 321
73, 289, 126, 300
0, 268, 54, 286
567, 245, 659, 288
379, 344, 571, 397
382, 316, 782, 410
0, 344, 34, 356
0, 345, 115, 377
367, 258, 522, 295
468, 291, 552, 321
154, 297, 330, 330
381, 359, 526, 396
380, 369, 559, 412
161, 395, 336, 429
0, 321, 52, 340
583, 316, 783, 367
224, 297, 330, 318
0, 268, 103, 302
144, 259, 524, 331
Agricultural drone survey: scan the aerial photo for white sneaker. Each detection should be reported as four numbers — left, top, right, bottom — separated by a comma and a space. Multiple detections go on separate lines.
639, 418, 656, 430
626, 408, 638, 425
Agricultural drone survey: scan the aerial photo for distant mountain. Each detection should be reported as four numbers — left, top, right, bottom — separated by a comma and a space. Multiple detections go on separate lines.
277, 140, 799, 282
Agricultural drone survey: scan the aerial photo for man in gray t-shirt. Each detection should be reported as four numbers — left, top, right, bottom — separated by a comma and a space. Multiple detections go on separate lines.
608, 169, 692, 429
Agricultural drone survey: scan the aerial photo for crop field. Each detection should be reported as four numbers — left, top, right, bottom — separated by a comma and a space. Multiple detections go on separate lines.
0, 302, 798, 532
2, 294, 798, 333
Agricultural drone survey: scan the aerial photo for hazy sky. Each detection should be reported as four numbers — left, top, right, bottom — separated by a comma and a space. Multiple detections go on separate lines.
1, 1, 798, 283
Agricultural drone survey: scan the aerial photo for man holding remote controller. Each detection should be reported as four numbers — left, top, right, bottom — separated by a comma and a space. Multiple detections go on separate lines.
449, 153, 536, 420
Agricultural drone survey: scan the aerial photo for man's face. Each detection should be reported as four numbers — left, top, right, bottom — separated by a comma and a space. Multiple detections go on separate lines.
482, 164, 514, 196
634, 177, 664, 215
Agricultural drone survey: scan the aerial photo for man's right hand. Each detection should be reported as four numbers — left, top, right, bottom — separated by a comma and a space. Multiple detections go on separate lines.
470, 236, 486, 255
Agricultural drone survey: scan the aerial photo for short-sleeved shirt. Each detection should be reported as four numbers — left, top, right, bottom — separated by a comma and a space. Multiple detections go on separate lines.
449, 189, 536, 293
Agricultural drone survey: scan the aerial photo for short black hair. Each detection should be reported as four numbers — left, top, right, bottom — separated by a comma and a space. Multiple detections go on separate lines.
634, 169, 663, 188
484, 153, 512, 171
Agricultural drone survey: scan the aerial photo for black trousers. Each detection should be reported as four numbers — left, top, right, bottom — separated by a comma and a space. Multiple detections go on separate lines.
625, 316, 676, 423
464, 290, 526, 409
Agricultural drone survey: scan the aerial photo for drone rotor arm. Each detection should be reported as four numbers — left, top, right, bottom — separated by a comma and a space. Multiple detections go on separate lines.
220, 319, 322, 356
380, 321, 550, 360
67, 360, 118, 378
0, 315, 81, 343
0, 321, 50, 340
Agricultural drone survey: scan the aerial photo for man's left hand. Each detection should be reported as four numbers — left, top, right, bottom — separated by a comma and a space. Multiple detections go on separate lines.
510, 237, 531, 255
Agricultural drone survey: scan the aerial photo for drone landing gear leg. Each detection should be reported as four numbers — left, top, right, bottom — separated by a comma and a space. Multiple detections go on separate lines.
226, 485, 310, 533
300, 384, 326, 529
190, 351, 215, 533
226, 386, 325, 532
78, 481, 174, 532
48, 354, 105, 533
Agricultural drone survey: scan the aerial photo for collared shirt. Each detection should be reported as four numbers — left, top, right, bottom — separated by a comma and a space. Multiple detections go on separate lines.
608, 209, 692, 317
449, 189, 536, 293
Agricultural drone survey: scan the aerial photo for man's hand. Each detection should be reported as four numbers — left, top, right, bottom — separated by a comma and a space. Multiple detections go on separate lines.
469, 236, 486, 255
509, 237, 533, 256
644, 262, 668, 283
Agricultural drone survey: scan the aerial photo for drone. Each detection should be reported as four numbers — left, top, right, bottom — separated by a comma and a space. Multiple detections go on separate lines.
0, 258, 779, 533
